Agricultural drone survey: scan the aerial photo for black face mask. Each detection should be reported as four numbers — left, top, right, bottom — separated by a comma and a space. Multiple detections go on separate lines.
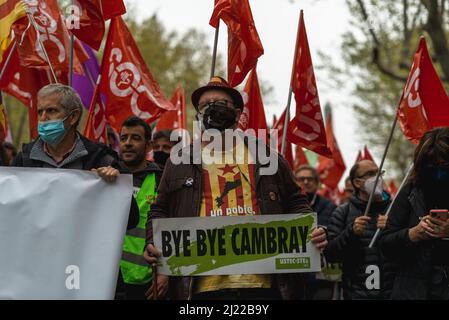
199, 103, 237, 131
153, 151, 170, 167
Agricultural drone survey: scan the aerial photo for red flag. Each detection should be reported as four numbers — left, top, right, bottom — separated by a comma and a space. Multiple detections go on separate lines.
2, 68, 49, 139
272, 109, 293, 168
355, 150, 363, 163
363, 145, 375, 162
100, 0, 126, 20
0, 44, 49, 139
155, 85, 186, 131
70, 0, 105, 51
238, 69, 268, 141
317, 110, 346, 189
209, 0, 264, 87
398, 37, 449, 144
287, 11, 331, 157
388, 180, 398, 197
84, 81, 108, 143
99, 17, 174, 133
12, 0, 88, 74
318, 185, 342, 205
293, 145, 309, 172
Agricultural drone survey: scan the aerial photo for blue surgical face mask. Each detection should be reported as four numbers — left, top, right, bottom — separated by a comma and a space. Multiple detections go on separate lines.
433, 167, 449, 182
38, 114, 71, 146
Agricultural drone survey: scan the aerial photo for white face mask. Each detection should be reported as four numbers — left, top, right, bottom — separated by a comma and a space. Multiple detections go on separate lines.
364, 176, 384, 197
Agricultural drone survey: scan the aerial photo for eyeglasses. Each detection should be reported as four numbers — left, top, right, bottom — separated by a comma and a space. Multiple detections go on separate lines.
356, 169, 385, 180
197, 99, 234, 111
296, 177, 317, 183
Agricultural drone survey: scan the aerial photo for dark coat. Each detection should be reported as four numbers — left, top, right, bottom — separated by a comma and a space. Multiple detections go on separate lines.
146, 134, 313, 300
380, 183, 449, 300
312, 194, 336, 228
324, 195, 391, 299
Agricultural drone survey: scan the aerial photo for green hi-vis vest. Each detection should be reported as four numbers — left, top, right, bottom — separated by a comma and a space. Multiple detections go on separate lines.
120, 173, 157, 284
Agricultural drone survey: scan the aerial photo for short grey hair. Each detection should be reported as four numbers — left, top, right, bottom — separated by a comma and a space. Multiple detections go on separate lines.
38, 84, 84, 127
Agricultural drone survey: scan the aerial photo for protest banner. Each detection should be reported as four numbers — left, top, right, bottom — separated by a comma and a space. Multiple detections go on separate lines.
153, 213, 321, 276
0, 167, 132, 299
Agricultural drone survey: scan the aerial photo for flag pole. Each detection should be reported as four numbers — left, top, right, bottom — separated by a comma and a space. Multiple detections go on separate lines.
68, 0, 75, 86
281, 10, 303, 156
362, 114, 399, 218
69, 34, 74, 86
368, 163, 413, 248
25, 10, 58, 83
0, 40, 17, 83
210, 23, 220, 78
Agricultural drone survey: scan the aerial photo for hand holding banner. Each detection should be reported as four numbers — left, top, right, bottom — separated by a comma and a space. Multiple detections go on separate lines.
153, 213, 321, 276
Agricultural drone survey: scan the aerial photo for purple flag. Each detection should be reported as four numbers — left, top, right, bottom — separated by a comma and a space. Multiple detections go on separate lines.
73, 42, 100, 109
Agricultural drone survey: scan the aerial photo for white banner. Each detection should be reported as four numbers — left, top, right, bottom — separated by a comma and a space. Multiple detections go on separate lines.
153, 213, 321, 276
0, 167, 133, 300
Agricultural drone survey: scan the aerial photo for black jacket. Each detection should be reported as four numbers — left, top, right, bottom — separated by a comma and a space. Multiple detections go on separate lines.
324, 195, 391, 299
380, 183, 449, 300
312, 194, 336, 228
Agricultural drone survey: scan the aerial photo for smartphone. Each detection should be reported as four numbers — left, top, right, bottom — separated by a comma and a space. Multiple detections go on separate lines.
430, 209, 449, 221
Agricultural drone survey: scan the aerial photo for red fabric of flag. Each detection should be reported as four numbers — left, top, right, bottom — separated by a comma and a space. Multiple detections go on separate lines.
209, 0, 264, 87
70, 0, 105, 51
238, 69, 268, 142
12, 0, 88, 74
272, 108, 293, 169
84, 79, 108, 143
155, 85, 186, 131
317, 110, 346, 189
100, 0, 126, 20
287, 11, 331, 157
398, 37, 449, 144
99, 17, 174, 133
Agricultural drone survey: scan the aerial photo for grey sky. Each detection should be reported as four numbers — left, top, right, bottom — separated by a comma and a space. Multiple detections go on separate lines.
125, 0, 362, 180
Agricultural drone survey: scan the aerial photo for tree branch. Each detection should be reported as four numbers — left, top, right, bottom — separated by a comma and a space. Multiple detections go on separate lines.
421, 0, 449, 81
355, 0, 408, 81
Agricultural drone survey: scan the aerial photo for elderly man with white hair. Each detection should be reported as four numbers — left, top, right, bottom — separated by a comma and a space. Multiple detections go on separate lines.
12, 83, 118, 181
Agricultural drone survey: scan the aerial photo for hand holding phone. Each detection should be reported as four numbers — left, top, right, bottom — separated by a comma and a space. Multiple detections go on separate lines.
430, 209, 449, 221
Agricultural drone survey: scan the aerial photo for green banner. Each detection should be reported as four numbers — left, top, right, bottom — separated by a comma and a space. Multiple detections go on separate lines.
153, 213, 321, 276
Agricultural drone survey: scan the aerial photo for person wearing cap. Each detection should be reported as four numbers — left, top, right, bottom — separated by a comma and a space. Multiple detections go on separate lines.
144, 76, 328, 300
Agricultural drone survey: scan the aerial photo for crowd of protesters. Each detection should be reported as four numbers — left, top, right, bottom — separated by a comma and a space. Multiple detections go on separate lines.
2, 79, 449, 300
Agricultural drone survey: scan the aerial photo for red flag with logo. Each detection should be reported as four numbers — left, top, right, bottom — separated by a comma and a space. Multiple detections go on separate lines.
287, 11, 331, 157
84, 77, 108, 143
209, 0, 264, 87
238, 69, 268, 141
12, 0, 88, 74
70, 0, 105, 51
272, 109, 293, 168
99, 17, 174, 133
398, 37, 449, 144
155, 85, 186, 131
100, 0, 126, 20
317, 110, 346, 189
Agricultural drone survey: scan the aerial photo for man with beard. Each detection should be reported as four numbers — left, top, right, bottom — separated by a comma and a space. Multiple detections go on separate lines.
324, 160, 390, 299
143, 76, 328, 300
295, 165, 337, 299
117, 116, 162, 300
